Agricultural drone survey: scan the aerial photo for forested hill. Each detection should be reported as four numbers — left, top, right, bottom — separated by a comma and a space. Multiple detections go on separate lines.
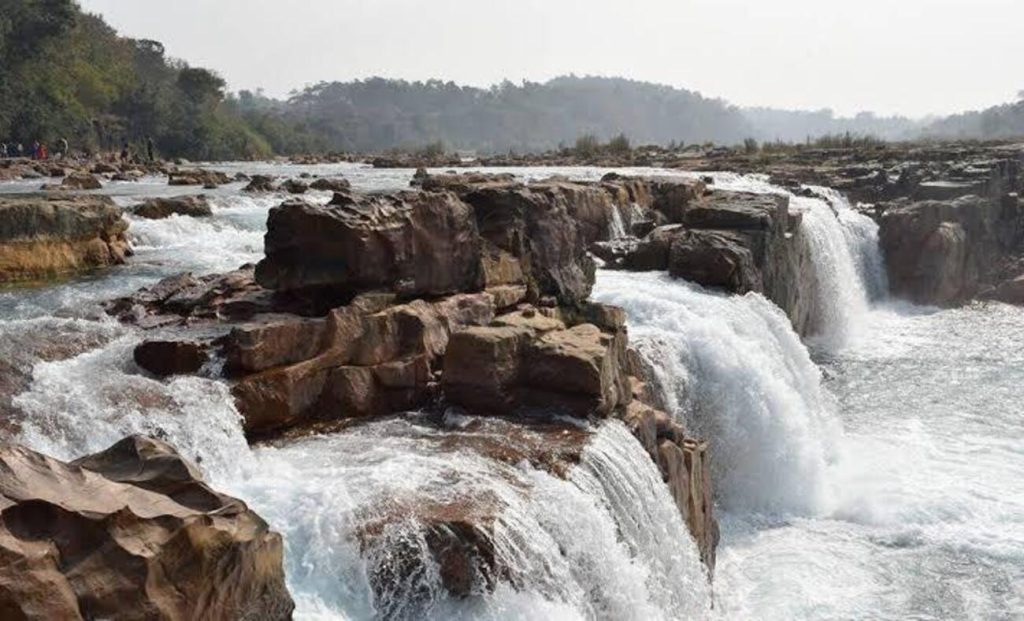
0, 0, 323, 160
279, 76, 754, 153
921, 99, 1024, 140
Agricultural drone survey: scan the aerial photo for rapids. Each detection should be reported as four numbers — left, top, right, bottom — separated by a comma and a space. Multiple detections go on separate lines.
1, 163, 1020, 619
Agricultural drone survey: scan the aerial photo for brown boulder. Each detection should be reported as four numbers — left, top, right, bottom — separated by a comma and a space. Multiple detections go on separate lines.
132, 195, 213, 220
60, 172, 102, 191
169, 169, 231, 187
0, 194, 130, 283
133, 340, 209, 377
443, 306, 631, 419
0, 436, 294, 620
256, 192, 482, 301
281, 179, 309, 194
242, 175, 278, 193
309, 177, 352, 192
668, 229, 762, 293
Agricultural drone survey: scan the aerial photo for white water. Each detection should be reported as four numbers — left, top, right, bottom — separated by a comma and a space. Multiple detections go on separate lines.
1, 165, 1021, 619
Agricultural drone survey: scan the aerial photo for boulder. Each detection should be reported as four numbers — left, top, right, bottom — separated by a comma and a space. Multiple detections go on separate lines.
256, 192, 483, 302
463, 184, 596, 306
133, 340, 209, 377
879, 196, 1018, 305
168, 169, 231, 187
309, 177, 352, 192
443, 305, 631, 419
231, 292, 497, 438
60, 172, 102, 191
0, 436, 294, 620
668, 229, 762, 293
132, 195, 213, 220
990, 274, 1024, 305
242, 175, 277, 193
0, 194, 130, 283
281, 179, 309, 194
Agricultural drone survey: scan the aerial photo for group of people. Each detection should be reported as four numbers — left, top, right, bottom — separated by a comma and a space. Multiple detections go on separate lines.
0, 138, 69, 160
0, 136, 157, 163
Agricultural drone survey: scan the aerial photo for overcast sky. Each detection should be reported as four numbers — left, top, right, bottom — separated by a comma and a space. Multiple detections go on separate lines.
79, 0, 1023, 118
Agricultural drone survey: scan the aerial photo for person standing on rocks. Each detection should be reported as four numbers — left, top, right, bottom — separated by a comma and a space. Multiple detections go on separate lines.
59, 137, 69, 159
0, 143, 7, 159
120, 141, 130, 164
31, 141, 41, 160
146, 136, 156, 162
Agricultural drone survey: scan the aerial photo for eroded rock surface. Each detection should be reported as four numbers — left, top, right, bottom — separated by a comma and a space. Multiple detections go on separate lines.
0, 194, 130, 283
0, 436, 293, 620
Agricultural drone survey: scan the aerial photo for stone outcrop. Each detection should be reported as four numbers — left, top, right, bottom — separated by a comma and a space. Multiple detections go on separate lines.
134, 340, 209, 377
443, 305, 630, 419
242, 175, 278, 193
60, 172, 103, 191
0, 436, 293, 620
132, 195, 213, 219
0, 194, 131, 283
309, 177, 351, 192
168, 169, 231, 187
256, 192, 483, 302
879, 194, 1024, 305
106, 180, 721, 585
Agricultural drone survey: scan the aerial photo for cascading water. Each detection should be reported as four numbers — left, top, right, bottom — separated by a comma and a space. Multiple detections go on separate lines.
593, 270, 841, 515
2, 165, 1020, 620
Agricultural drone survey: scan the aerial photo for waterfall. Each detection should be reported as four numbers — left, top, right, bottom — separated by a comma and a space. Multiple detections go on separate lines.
11, 331, 710, 620
608, 203, 629, 239
593, 270, 842, 515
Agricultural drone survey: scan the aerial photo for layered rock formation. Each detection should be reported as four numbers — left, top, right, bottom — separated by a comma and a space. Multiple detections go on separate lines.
106, 178, 720, 594
879, 193, 1024, 305
0, 194, 130, 283
0, 436, 293, 620
131, 195, 213, 220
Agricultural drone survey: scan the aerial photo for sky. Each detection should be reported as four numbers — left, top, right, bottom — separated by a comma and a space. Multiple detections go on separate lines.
79, 0, 1024, 118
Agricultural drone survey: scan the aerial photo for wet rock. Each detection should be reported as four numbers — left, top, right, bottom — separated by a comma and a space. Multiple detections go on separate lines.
281, 178, 309, 194
0, 436, 294, 620
60, 171, 102, 190
463, 184, 596, 306
133, 340, 209, 377
242, 174, 278, 193
132, 195, 213, 219
990, 273, 1024, 305
879, 195, 1022, 305
668, 229, 762, 292
0, 194, 130, 283
309, 177, 352, 192
623, 399, 718, 570
443, 305, 631, 419
168, 168, 231, 187
232, 292, 497, 438
256, 193, 483, 302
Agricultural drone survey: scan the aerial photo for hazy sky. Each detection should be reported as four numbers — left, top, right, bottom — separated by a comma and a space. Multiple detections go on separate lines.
80, 0, 1024, 118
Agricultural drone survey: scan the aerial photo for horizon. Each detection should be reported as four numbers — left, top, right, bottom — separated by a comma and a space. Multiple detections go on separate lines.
78, 0, 1024, 120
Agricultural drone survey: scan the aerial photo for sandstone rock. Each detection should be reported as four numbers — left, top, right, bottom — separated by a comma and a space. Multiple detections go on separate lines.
242, 175, 278, 193
281, 178, 309, 194
0, 436, 294, 620
0, 194, 130, 283
463, 184, 596, 306
60, 171, 102, 190
132, 195, 213, 219
879, 196, 1018, 305
133, 340, 209, 377
309, 177, 352, 192
991, 274, 1024, 305
169, 169, 231, 187
256, 192, 482, 301
443, 306, 630, 419
623, 401, 718, 571
668, 229, 762, 293
232, 292, 496, 438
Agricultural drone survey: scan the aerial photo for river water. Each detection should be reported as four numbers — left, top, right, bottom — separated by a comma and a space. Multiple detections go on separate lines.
1, 163, 1020, 620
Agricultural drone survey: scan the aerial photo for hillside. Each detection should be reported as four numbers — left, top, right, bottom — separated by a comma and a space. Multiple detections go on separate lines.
0, 0, 320, 160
